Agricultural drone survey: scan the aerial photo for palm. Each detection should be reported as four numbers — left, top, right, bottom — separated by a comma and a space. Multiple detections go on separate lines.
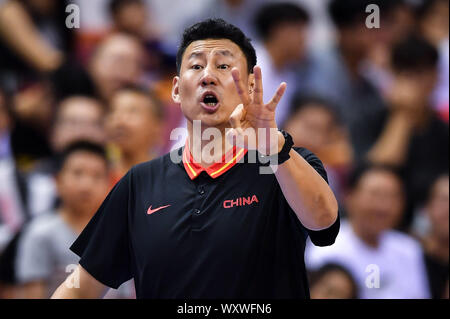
228, 66, 286, 154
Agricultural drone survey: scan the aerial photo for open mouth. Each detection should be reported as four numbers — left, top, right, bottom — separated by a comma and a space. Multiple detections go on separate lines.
201, 92, 220, 112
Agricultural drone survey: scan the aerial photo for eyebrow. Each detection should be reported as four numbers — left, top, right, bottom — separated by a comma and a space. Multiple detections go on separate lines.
188, 50, 234, 59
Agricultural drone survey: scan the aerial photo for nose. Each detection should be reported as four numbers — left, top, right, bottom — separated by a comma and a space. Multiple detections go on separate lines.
200, 66, 218, 87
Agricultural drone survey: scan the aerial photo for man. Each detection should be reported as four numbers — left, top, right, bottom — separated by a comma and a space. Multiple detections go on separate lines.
27, 96, 106, 217
306, 0, 395, 159
282, 94, 353, 204
253, 2, 311, 126
106, 86, 164, 184
420, 174, 449, 299
16, 141, 108, 298
52, 19, 338, 299
367, 34, 449, 228
52, 33, 145, 103
306, 163, 430, 299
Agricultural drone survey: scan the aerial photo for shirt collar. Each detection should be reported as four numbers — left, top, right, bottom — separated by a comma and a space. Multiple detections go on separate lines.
182, 139, 247, 180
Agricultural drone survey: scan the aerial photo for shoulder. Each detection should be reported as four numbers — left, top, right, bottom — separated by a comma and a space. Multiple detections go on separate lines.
125, 148, 184, 187
132, 148, 182, 175
384, 230, 424, 258
18, 213, 62, 251
23, 213, 61, 238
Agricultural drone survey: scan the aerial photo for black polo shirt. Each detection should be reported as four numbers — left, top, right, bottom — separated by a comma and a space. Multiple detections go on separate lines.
70, 143, 340, 299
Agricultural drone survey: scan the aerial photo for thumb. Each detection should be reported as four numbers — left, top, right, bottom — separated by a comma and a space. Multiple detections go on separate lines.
228, 104, 245, 132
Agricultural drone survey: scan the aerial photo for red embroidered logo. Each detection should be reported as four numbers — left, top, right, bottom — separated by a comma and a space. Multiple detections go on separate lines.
223, 195, 259, 208
147, 204, 171, 215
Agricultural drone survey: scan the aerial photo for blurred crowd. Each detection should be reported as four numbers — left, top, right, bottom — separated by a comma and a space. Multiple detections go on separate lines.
0, 0, 448, 299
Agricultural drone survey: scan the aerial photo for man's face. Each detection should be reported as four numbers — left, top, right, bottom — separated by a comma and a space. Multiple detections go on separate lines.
172, 39, 253, 130
107, 91, 161, 153
56, 151, 109, 216
272, 22, 308, 63
347, 170, 404, 236
90, 35, 144, 101
310, 270, 355, 299
285, 104, 336, 152
52, 98, 105, 152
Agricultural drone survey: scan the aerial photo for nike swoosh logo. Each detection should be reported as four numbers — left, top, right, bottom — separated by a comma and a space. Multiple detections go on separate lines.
147, 204, 171, 215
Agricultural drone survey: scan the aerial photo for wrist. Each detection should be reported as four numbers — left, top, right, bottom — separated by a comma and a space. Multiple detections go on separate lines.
276, 130, 285, 154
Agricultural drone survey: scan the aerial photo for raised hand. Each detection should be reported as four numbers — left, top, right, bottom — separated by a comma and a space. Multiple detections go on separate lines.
227, 65, 286, 155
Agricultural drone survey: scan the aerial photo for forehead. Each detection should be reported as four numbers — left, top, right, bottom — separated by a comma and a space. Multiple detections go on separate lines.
63, 151, 106, 169
59, 99, 102, 118
183, 39, 246, 63
112, 91, 152, 109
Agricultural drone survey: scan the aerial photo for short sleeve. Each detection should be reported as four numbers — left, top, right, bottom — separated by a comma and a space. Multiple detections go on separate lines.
70, 170, 133, 289
16, 225, 52, 283
291, 147, 340, 247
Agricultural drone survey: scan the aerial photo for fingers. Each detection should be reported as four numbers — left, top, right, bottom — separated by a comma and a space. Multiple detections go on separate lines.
253, 65, 263, 105
228, 103, 245, 135
231, 67, 251, 106
267, 82, 287, 112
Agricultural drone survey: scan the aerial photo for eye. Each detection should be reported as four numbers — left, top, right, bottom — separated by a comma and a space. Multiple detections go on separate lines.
218, 64, 230, 70
191, 64, 203, 70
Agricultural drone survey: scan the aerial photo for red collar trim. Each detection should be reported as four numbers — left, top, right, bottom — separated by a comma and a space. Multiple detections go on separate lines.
182, 140, 247, 180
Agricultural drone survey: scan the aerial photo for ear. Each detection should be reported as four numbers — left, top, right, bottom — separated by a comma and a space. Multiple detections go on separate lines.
172, 76, 181, 104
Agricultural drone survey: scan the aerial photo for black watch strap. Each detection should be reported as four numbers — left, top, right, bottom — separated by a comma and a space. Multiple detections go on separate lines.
259, 129, 294, 165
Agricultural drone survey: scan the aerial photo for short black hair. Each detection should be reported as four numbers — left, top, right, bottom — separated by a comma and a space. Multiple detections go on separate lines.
176, 18, 256, 74
56, 140, 108, 173
254, 2, 310, 41
328, 0, 398, 28
308, 263, 359, 299
391, 34, 439, 72
347, 161, 404, 191
286, 93, 342, 126
114, 84, 164, 120
109, 0, 143, 16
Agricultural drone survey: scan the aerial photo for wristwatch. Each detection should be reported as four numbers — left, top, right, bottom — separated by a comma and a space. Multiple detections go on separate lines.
259, 129, 294, 165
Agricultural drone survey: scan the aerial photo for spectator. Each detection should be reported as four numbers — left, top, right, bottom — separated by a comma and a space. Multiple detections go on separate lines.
109, 0, 149, 39
367, 34, 449, 228
420, 174, 449, 299
363, 0, 417, 96
283, 94, 353, 203
15, 141, 133, 298
253, 2, 311, 126
0, 0, 72, 79
52, 33, 146, 103
309, 263, 359, 299
8, 79, 54, 170
0, 87, 29, 251
306, 163, 430, 298
106, 86, 163, 183
27, 96, 106, 217
416, 0, 449, 121
306, 0, 399, 158
183, 0, 266, 44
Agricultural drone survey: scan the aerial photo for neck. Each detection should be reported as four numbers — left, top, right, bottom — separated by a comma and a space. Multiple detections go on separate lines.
187, 121, 234, 168
119, 148, 152, 172
350, 220, 380, 248
59, 206, 92, 234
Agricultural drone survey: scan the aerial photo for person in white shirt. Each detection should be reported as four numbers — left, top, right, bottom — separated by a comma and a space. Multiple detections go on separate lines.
306, 163, 431, 299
